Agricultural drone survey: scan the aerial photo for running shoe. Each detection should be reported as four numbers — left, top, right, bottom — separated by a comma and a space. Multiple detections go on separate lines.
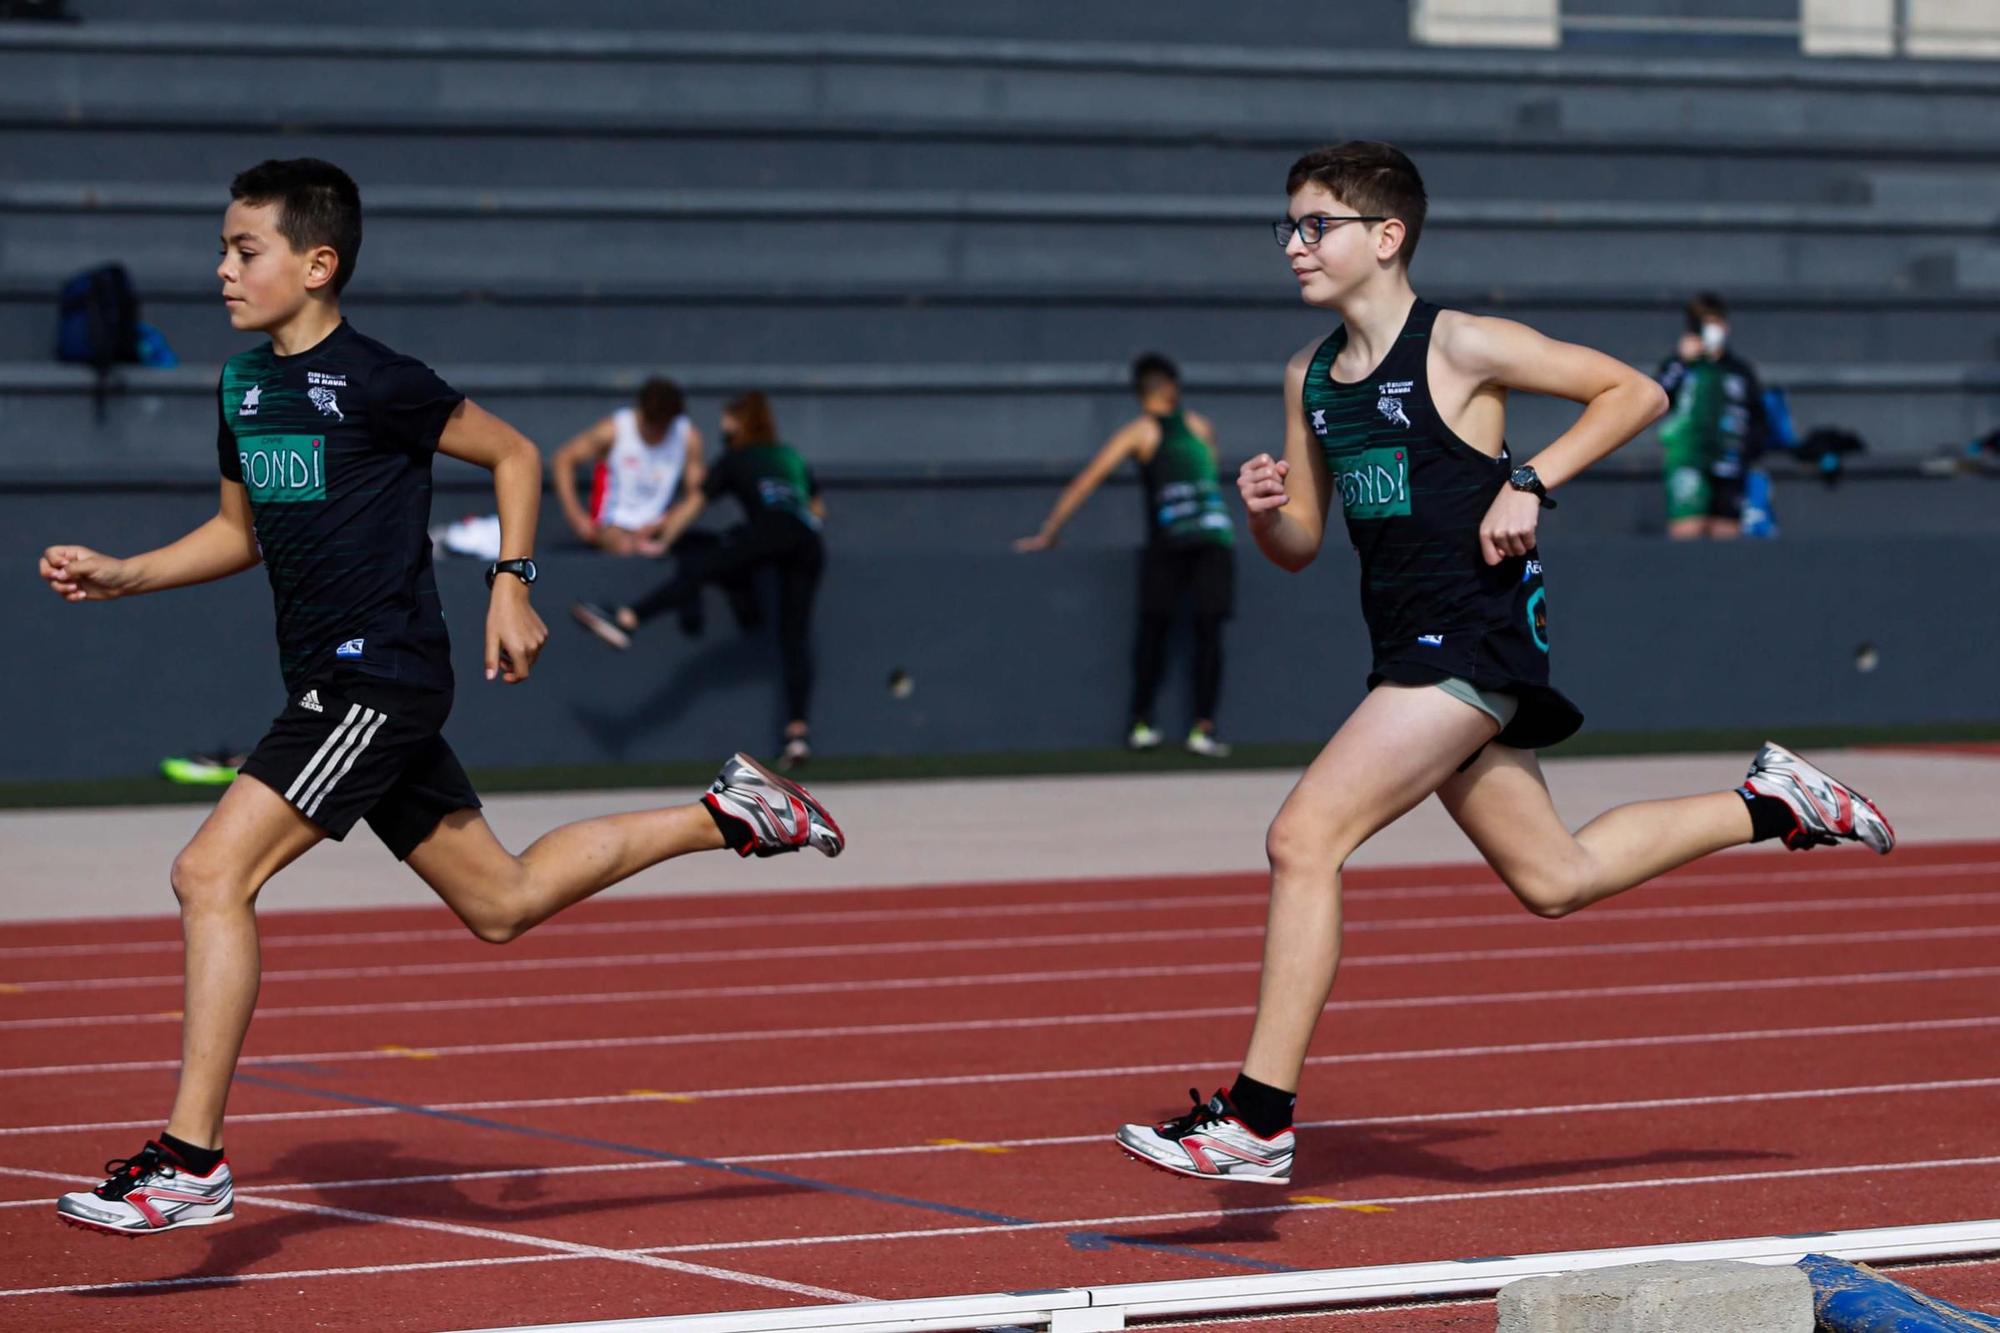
704, 752, 844, 858
1185, 728, 1232, 759
1741, 741, 1895, 854
1127, 722, 1162, 751
570, 602, 631, 650
56, 1140, 233, 1235
778, 735, 811, 772
1116, 1089, 1294, 1185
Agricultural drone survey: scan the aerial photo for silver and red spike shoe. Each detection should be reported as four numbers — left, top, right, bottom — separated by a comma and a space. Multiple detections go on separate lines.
57, 1140, 233, 1235
703, 752, 844, 858
1116, 1089, 1294, 1185
1742, 741, 1895, 854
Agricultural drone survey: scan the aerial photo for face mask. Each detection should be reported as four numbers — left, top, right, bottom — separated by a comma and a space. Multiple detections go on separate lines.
1700, 322, 1727, 354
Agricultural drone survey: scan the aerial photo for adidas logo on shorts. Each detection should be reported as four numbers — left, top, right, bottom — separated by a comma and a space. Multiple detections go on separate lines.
299, 689, 323, 713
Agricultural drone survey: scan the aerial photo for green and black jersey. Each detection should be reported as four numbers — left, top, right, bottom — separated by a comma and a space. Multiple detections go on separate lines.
1140, 410, 1234, 549
703, 442, 821, 530
1302, 299, 1580, 749
216, 320, 464, 693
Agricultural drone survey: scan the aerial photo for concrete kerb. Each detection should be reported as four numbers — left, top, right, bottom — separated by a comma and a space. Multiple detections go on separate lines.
1498, 1259, 1812, 1332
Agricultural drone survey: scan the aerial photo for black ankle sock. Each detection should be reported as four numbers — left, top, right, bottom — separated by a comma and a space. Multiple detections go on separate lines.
703, 798, 752, 853
1227, 1072, 1297, 1138
1738, 787, 1797, 844
159, 1131, 222, 1176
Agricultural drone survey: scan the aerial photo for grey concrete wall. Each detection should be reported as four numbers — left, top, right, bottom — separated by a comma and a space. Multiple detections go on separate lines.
6, 521, 1995, 782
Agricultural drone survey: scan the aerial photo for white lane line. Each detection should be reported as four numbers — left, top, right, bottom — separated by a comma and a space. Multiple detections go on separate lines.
12, 892, 2000, 995
10, 955, 1999, 1035
7, 857, 1989, 961
617, 1153, 2000, 1259
5, 1073, 1993, 1207
9, 1152, 2000, 1296
10, 960, 2000, 1079
0, 1165, 858, 1302
3, 1013, 1994, 1134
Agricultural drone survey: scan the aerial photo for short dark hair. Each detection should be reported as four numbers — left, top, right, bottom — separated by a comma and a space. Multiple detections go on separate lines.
637, 376, 684, 424
723, 391, 778, 447
229, 158, 363, 294
1285, 141, 1428, 267
1130, 352, 1179, 395
1685, 291, 1729, 332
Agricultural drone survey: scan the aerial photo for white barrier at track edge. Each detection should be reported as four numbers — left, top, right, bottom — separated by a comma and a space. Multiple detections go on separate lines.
461, 1217, 2000, 1333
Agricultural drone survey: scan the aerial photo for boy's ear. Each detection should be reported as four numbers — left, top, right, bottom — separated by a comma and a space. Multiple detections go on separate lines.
302, 244, 341, 294
1376, 217, 1408, 265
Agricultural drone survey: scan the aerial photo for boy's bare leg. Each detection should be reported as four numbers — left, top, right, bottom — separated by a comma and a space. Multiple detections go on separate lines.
1239, 685, 1499, 1091
166, 775, 326, 1149
1436, 744, 1752, 919
405, 804, 727, 944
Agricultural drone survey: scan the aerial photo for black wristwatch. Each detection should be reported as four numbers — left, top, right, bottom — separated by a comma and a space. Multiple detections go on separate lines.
485, 557, 538, 588
1508, 464, 1557, 510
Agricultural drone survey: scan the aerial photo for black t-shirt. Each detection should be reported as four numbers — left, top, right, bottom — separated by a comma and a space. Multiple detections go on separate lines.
216, 320, 464, 692
701, 441, 821, 529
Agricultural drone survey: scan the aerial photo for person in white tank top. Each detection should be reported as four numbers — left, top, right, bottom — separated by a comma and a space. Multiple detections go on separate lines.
553, 377, 706, 555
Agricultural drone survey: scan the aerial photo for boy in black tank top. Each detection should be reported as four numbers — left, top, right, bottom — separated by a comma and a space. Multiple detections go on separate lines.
1017, 354, 1237, 755
1114, 141, 1896, 1186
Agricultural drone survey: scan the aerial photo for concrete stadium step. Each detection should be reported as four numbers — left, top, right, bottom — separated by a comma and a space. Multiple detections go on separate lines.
5, 25, 1996, 146
63, 0, 1417, 45
8, 106, 1997, 205
2, 361, 1991, 473
5, 281, 1995, 369
3, 184, 1989, 293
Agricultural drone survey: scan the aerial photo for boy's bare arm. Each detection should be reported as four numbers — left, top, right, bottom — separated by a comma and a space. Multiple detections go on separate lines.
1240, 344, 1331, 572
1437, 312, 1667, 565
438, 399, 549, 683
1014, 419, 1148, 551
550, 416, 616, 543
40, 480, 261, 601
1439, 313, 1666, 489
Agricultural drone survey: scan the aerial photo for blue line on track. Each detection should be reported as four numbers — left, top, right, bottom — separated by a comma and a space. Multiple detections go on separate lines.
236, 1072, 1296, 1275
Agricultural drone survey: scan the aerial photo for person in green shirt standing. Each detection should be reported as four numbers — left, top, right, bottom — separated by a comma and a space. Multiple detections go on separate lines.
1017, 353, 1236, 756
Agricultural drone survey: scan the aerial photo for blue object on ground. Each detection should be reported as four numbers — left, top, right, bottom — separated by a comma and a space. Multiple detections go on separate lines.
1801, 1253, 2000, 1331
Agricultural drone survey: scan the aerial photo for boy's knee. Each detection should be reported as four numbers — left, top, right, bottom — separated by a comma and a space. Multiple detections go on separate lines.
1505, 863, 1589, 919
169, 848, 243, 913
1265, 810, 1353, 883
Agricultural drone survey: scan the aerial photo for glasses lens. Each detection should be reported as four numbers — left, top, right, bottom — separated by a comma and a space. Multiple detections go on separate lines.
1299, 216, 1325, 246
1271, 220, 1296, 247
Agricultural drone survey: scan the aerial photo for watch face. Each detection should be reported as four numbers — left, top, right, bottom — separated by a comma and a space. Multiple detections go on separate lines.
1511, 467, 1537, 490
518, 559, 538, 583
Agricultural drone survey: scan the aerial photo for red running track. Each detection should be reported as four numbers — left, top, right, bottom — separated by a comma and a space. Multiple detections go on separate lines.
2, 841, 1998, 1330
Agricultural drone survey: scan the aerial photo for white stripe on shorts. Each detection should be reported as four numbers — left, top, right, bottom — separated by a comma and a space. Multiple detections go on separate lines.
304, 707, 389, 818
295, 706, 379, 816
285, 703, 362, 804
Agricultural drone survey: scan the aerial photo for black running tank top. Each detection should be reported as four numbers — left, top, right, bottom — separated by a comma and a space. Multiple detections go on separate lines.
1301, 299, 1581, 749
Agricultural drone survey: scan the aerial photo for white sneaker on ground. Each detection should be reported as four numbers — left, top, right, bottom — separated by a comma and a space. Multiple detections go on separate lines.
1116, 1089, 1294, 1185
57, 1140, 234, 1235
1185, 728, 1232, 758
1127, 722, 1162, 751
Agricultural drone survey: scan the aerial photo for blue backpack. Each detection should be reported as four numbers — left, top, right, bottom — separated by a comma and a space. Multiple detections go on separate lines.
56, 263, 141, 370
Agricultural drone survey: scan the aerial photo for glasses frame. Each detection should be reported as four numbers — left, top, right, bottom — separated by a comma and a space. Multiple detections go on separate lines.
1272, 214, 1389, 248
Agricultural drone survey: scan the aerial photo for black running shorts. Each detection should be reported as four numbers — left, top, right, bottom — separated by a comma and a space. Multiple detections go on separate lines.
1139, 542, 1235, 619
238, 677, 481, 860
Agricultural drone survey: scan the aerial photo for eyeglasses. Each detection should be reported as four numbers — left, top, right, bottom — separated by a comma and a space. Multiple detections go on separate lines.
1272, 215, 1388, 247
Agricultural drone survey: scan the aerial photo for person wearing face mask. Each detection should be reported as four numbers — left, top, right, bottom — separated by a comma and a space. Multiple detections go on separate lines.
1655, 293, 1774, 540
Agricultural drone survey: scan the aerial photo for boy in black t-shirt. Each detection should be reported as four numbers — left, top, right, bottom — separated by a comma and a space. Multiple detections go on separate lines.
38, 160, 844, 1236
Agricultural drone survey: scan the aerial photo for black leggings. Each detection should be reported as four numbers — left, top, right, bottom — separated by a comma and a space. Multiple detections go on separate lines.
629, 519, 824, 723
1131, 612, 1225, 726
